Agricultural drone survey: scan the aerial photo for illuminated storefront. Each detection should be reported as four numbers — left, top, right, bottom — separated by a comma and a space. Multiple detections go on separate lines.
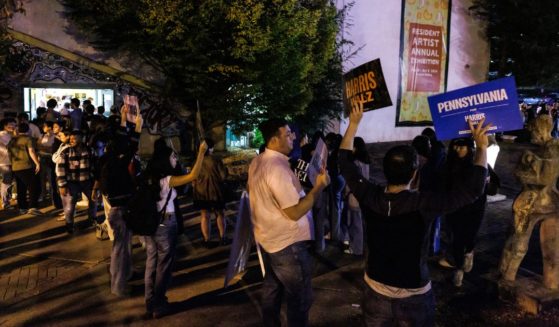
23, 85, 114, 120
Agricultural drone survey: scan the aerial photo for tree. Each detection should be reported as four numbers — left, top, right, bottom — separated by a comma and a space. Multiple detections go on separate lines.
471, 0, 559, 87
62, 0, 344, 133
0, 0, 24, 76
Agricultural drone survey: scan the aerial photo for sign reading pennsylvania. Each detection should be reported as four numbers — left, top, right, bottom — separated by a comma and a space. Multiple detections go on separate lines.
427, 77, 523, 140
343, 59, 392, 114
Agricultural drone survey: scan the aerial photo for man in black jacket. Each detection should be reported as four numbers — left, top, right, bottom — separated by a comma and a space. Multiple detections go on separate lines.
97, 105, 142, 296
339, 104, 491, 326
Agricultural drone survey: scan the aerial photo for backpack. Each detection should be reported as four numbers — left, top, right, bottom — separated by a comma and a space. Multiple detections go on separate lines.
123, 174, 173, 236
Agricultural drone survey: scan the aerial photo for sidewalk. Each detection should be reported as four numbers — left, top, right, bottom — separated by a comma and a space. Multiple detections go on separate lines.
1, 142, 559, 326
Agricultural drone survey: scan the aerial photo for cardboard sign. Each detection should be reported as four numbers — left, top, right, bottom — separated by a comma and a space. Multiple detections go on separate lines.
123, 95, 139, 123
224, 191, 254, 287
343, 59, 392, 114
427, 77, 523, 140
307, 138, 328, 186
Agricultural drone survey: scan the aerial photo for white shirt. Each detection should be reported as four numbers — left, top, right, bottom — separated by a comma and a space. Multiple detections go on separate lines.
0, 131, 12, 166
28, 123, 41, 140
248, 148, 313, 253
158, 176, 177, 213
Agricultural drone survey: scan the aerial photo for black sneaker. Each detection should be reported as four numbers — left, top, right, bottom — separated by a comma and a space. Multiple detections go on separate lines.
219, 237, 231, 246
65, 223, 74, 235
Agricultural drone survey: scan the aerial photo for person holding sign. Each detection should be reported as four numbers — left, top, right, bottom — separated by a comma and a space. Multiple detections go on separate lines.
248, 118, 330, 327
339, 103, 490, 326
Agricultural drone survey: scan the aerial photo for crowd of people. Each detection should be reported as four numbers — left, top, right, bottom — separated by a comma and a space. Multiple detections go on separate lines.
248, 103, 494, 326
1, 96, 500, 325
0, 99, 215, 318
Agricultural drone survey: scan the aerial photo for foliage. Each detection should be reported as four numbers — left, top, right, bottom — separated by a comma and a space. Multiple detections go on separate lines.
251, 128, 264, 148
471, 0, 559, 87
0, 0, 24, 76
62, 0, 345, 133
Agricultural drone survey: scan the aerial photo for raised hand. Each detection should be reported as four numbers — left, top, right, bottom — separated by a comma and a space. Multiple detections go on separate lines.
198, 141, 208, 156
468, 117, 493, 150
315, 167, 331, 189
349, 100, 364, 126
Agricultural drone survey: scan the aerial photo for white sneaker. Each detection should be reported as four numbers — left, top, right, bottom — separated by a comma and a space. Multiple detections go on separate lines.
453, 269, 464, 287
463, 251, 474, 273
28, 208, 43, 216
438, 257, 455, 269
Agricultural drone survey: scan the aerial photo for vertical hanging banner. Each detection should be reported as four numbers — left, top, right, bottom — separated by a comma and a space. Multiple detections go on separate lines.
396, 0, 451, 126
343, 58, 392, 115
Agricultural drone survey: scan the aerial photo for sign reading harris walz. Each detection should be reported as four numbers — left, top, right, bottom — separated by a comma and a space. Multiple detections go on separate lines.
343, 59, 392, 114
427, 76, 524, 140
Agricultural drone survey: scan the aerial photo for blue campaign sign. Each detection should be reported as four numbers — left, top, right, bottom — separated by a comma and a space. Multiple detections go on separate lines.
427, 76, 523, 140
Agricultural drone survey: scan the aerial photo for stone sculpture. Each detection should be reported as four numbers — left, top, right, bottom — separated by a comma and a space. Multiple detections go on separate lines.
500, 115, 559, 289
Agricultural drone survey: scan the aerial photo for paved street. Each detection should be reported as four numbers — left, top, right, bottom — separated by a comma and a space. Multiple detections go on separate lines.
1, 142, 559, 326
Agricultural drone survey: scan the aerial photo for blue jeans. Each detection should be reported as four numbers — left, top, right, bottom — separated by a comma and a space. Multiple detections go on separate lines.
40, 156, 62, 209
0, 165, 13, 207
108, 206, 132, 295
313, 190, 328, 252
261, 241, 313, 327
144, 214, 177, 313
346, 207, 364, 255
362, 285, 435, 327
328, 175, 345, 241
63, 180, 99, 225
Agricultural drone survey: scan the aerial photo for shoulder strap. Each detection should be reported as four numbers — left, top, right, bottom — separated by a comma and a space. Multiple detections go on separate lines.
159, 188, 173, 215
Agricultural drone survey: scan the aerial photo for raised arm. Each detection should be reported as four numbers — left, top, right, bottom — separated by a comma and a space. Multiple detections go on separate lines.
423, 118, 492, 215
471, 117, 490, 168
340, 101, 363, 151
339, 101, 376, 204
169, 141, 208, 187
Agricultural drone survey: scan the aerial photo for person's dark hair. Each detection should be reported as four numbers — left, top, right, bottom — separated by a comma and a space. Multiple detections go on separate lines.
421, 127, 437, 142
63, 102, 71, 109
153, 138, 170, 156
46, 99, 57, 109
412, 135, 431, 158
1, 117, 16, 129
204, 138, 215, 155
42, 121, 54, 129
53, 120, 65, 129
36, 107, 47, 117
311, 131, 324, 148
85, 104, 95, 115
83, 99, 92, 106
447, 137, 474, 168
70, 130, 82, 136
383, 145, 418, 185
146, 145, 175, 201
97, 106, 105, 115
353, 137, 371, 164
325, 132, 341, 150
70, 98, 80, 108
17, 112, 29, 121
60, 128, 72, 136
259, 118, 288, 145
17, 123, 30, 134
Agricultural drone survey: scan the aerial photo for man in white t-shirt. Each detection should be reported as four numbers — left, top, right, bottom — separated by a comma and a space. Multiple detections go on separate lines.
17, 112, 41, 140
248, 118, 330, 327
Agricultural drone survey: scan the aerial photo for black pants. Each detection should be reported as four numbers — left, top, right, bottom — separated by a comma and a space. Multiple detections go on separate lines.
447, 196, 486, 268
14, 168, 40, 210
